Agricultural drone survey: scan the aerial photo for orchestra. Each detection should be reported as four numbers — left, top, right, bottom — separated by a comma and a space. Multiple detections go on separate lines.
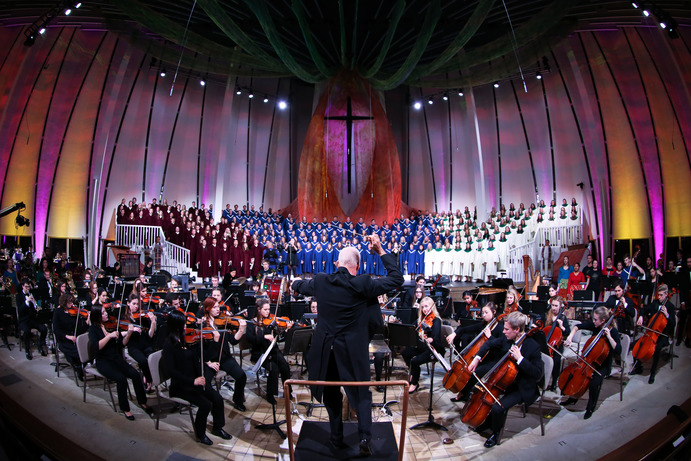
0, 201, 686, 457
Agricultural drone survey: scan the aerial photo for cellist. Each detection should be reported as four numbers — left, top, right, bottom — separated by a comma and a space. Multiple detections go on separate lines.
464, 312, 543, 448
630, 284, 675, 384
446, 302, 503, 353
562, 306, 621, 419
544, 296, 570, 391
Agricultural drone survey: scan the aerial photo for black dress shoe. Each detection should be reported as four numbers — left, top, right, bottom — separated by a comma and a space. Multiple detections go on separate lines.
233, 402, 247, 412
484, 432, 500, 448
584, 410, 593, 420
375, 386, 385, 393
629, 365, 643, 376
124, 413, 135, 421
26, 352, 32, 360
561, 397, 578, 406
143, 405, 154, 416
329, 438, 349, 450
197, 435, 213, 445
648, 374, 656, 384
210, 428, 232, 440
358, 439, 372, 457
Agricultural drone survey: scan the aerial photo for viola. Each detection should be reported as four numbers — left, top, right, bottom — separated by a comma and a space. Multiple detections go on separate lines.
631, 305, 668, 363
461, 326, 538, 428
443, 313, 507, 394
558, 305, 623, 398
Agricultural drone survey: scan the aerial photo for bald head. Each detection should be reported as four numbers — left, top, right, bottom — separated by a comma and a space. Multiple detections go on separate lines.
338, 246, 360, 273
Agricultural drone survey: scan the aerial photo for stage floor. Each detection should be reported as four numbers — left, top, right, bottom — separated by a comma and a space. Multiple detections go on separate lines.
0, 327, 689, 460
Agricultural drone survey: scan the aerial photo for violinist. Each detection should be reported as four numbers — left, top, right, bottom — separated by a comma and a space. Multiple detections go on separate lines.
200, 297, 248, 412
446, 302, 503, 353
123, 293, 157, 390
51, 293, 86, 381
85, 281, 99, 308
604, 280, 635, 335
162, 309, 232, 445
298, 298, 318, 328
544, 296, 570, 391
563, 306, 621, 419
88, 305, 151, 420
92, 288, 110, 309
52, 280, 70, 308
246, 297, 293, 405
402, 297, 444, 394
16, 278, 48, 360
503, 287, 521, 314
465, 312, 543, 448
457, 290, 478, 320
630, 284, 675, 384
406, 286, 425, 324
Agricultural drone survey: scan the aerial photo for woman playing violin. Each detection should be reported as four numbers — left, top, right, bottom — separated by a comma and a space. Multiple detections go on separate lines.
630, 284, 675, 384
544, 296, 570, 391
465, 312, 543, 448
200, 297, 248, 412
85, 281, 99, 308
402, 297, 444, 394
246, 297, 293, 405
51, 293, 86, 381
446, 302, 503, 353
91, 288, 109, 309
162, 309, 232, 445
503, 287, 521, 314
123, 293, 157, 390
562, 306, 621, 419
88, 305, 151, 420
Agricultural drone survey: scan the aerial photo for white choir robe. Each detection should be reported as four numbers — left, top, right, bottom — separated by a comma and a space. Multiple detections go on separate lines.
440, 249, 454, 275
472, 248, 486, 282
484, 247, 500, 278
496, 240, 510, 274
424, 249, 436, 277
452, 249, 464, 278
461, 250, 474, 278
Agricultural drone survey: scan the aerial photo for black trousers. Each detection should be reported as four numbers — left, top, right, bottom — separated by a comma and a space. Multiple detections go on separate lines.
586, 372, 604, 412
127, 345, 153, 384
650, 335, 670, 375
171, 384, 225, 439
263, 351, 291, 397
488, 388, 525, 433
19, 319, 47, 351
323, 350, 373, 441
203, 357, 247, 406
95, 356, 147, 413
57, 339, 81, 368
401, 346, 434, 386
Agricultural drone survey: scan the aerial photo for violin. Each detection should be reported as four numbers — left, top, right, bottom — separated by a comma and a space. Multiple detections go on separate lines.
141, 295, 161, 305
184, 326, 235, 344
417, 311, 435, 335
558, 305, 623, 398
631, 304, 668, 363
102, 301, 122, 310
103, 317, 137, 332
262, 314, 291, 328
67, 306, 90, 318
461, 325, 539, 428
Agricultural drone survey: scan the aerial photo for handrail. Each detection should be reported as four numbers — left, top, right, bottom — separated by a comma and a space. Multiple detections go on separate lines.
284, 379, 410, 461
114, 223, 190, 275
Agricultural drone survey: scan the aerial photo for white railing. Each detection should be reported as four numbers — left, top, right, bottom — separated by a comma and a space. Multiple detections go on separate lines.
114, 224, 190, 275
506, 218, 584, 283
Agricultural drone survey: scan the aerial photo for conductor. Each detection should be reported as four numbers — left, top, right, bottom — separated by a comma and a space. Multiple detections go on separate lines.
291, 234, 403, 457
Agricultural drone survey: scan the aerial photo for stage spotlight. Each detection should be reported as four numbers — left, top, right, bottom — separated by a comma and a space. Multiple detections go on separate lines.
642, 9, 650, 17
75, 2, 82, 8
458, 89, 464, 97
24, 34, 36, 46
493, 81, 500, 88
16, 214, 30, 227
159, 69, 166, 77
263, 97, 269, 103
632, 2, 639, 8
278, 100, 287, 110
200, 79, 206, 86
39, 26, 46, 35
659, 21, 667, 29
413, 101, 422, 110
248, 92, 254, 99
442, 93, 448, 101
65, 8, 72, 15
536, 71, 542, 80
236, 88, 242, 95
427, 98, 433, 105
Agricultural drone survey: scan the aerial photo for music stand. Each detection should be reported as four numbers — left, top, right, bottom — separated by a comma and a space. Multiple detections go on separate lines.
252, 338, 287, 439
280, 301, 308, 321
386, 323, 417, 372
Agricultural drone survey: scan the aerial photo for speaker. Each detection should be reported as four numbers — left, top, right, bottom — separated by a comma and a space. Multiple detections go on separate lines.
573, 290, 594, 301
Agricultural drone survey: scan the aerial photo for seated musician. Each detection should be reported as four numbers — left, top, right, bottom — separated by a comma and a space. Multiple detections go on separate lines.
466, 311, 543, 448
88, 305, 151, 420
298, 298, 318, 328
246, 298, 294, 405
603, 280, 635, 335
630, 284, 675, 384
503, 287, 521, 313
544, 296, 570, 391
563, 306, 622, 419
123, 293, 157, 390
162, 309, 232, 445
258, 259, 277, 279
52, 293, 86, 380
200, 297, 248, 411
402, 297, 444, 394
456, 290, 478, 320
446, 302, 503, 355
16, 278, 48, 360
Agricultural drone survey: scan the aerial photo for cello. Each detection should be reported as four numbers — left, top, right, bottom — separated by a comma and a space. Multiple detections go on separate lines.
631, 303, 668, 363
558, 305, 623, 398
542, 303, 566, 357
460, 325, 538, 428
443, 311, 507, 394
